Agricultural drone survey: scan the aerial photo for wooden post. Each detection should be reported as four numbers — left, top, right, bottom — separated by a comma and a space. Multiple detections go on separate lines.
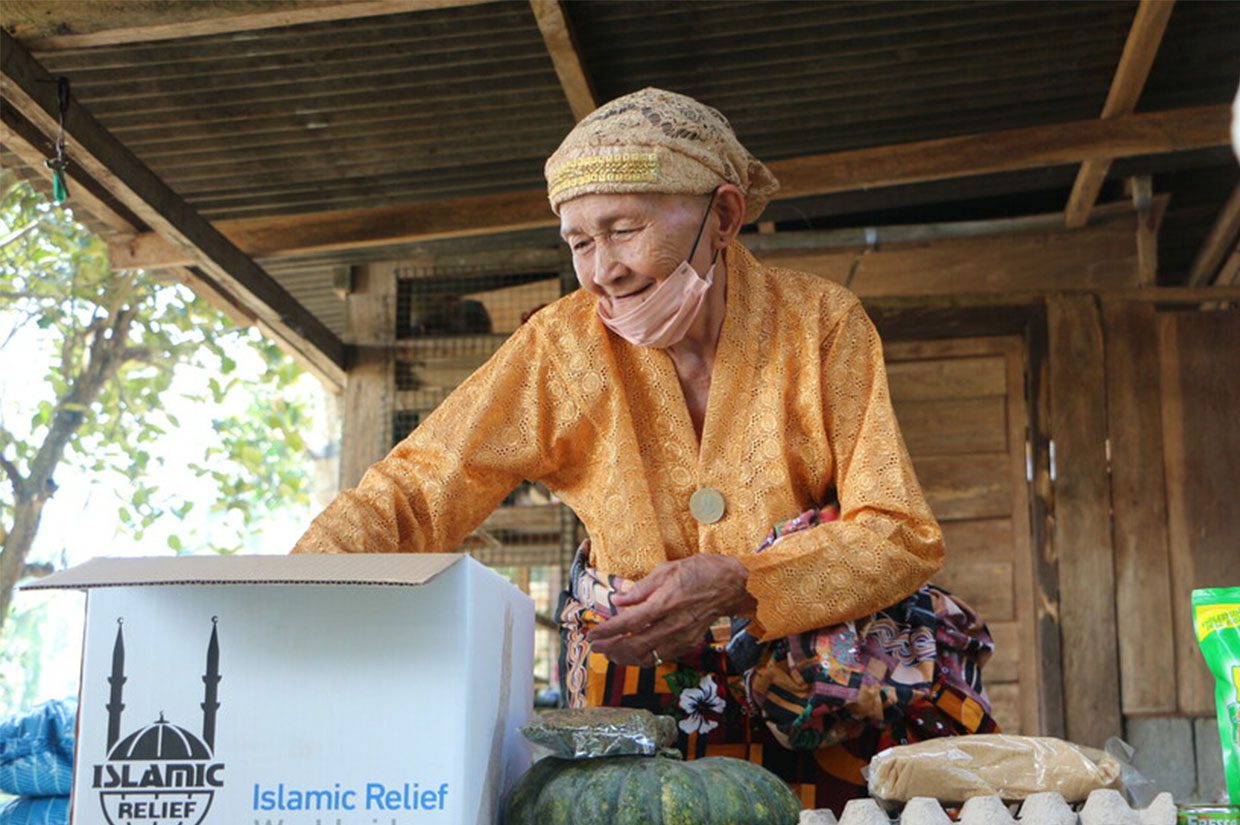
340, 263, 396, 489
1102, 300, 1177, 714
1047, 295, 1123, 747
1127, 176, 1160, 286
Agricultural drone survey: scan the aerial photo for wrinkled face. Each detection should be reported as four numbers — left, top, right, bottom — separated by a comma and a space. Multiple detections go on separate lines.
559, 192, 714, 310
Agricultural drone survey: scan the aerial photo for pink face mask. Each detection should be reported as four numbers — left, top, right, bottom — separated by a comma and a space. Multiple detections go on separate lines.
596, 190, 719, 349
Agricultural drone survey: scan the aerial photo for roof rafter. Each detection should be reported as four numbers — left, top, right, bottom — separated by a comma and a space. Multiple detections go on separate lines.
770, 103, 1225, 200
106, 103, 1233, 270
10, 0, 495, 53
1215, 247, 1240, 288
1186, 183, 1240, 287
0, 28, 346, 389
528, 0, 598, 122
0, 104, 258, 330
1064, 0, 1176, 228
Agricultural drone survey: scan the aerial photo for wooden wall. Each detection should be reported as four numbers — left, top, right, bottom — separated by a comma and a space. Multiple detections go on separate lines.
877, 297, 1238, 748
885, 337, 1041, 735
1104, 301, 1177, 716
1153, 309, 1240, 715
1048, 296, 1124, 747
1058, 302, 1240, 743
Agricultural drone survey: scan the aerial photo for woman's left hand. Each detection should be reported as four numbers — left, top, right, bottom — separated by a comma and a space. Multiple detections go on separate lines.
586, 553, 756, 667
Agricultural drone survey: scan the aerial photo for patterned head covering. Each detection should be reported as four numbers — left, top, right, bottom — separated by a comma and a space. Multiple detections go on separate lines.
545, 88, 780, 223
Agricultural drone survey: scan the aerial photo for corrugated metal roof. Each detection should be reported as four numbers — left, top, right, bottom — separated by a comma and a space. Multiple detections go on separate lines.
34, 3, 573, 220
1139, 0, 1240, 112
573, 0, 1135, 157
3, 0, 1237, 336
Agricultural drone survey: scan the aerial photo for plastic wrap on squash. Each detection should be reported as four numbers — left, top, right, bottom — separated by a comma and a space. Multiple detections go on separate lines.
521, 707, 678, 759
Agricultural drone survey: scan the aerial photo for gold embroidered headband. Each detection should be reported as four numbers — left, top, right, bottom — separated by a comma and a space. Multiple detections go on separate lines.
544, 88, 779, 224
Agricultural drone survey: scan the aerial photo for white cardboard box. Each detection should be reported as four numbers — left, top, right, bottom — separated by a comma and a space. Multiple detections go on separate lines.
28, 553, 534, 825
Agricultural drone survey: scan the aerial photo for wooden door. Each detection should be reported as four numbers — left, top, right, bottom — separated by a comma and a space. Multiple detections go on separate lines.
885, 336, 1042, 734
1158, 309, 1240, 716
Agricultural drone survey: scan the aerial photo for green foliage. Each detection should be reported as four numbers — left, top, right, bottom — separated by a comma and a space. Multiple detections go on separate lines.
0, 596, 50, 712
0, 170, 318, 571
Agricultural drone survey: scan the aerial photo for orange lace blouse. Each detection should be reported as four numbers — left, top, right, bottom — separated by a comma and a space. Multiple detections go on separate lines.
292, 242, 945, 640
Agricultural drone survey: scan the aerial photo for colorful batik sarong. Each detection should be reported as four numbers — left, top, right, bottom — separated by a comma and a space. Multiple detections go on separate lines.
556, 507, 1002, 814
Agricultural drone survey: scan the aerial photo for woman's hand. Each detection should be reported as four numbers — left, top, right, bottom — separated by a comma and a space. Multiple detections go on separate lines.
586, 553, 756, 667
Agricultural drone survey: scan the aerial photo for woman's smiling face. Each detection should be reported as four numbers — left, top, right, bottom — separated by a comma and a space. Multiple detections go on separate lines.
560, 192, 714, 310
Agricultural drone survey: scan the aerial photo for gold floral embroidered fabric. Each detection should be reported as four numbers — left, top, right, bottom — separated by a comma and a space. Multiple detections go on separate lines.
546, 152, 660, 200
292, 242, 945, 640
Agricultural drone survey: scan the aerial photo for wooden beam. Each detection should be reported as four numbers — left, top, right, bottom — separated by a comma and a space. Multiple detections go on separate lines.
1126, 175, 1161, 285
771, 103, 1229, 201
1064, 0, 1175, 228
1047, 295, 1123, 748
744, 197, 1152, 253
2, 106, 133, 232
1126, 285, 1240, 303
1097, 2, 1178, 121
1187, 183, 1240, 286
1215, 244, 1240, 287
0, 102, 257, 330
862, 284, 1240, 314
1, 29, 346, 388
761, 213, 1143, 298
528, 0, 597, 122
109, 196, 1136, 270
110, 104, 1231, 270
108, 189, 558, 269
6, 0, 494, 53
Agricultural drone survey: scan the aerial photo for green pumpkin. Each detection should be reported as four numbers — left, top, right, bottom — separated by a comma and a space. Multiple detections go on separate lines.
505, 754, 802, 825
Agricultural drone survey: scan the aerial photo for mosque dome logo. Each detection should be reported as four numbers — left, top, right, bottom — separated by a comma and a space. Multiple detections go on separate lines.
109, 714, 212, 762
91, 618, 225, 825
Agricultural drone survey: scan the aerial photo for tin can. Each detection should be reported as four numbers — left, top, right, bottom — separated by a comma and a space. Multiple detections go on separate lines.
1177, 805, 1240, 824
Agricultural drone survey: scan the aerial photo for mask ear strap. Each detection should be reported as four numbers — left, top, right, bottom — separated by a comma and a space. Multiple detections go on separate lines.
687, 187, 720, 264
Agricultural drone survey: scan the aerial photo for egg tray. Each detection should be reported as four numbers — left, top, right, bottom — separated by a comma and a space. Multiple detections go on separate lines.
799, 789, 1178, 825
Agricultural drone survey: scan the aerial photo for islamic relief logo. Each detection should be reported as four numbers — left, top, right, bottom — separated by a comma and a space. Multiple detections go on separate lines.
91, 618, 224, 825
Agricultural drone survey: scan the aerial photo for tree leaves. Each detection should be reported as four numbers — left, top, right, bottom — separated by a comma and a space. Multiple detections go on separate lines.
0, 171, 320, 632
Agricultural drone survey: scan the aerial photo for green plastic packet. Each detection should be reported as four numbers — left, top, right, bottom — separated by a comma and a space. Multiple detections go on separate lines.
1193, 587, 1240, 804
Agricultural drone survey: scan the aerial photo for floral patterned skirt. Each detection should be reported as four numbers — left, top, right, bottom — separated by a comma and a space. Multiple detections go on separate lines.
556, 508, 1002, 815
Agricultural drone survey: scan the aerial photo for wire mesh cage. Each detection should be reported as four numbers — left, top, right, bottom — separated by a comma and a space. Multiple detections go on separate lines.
394, 266, 560, 340
387, 261, 582, 695
391, 265, 561, 435
389, 263, 583, 575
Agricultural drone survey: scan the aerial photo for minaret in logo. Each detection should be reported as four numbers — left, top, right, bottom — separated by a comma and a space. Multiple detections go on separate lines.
93, 618, 225, 825
105, 618, 126, 751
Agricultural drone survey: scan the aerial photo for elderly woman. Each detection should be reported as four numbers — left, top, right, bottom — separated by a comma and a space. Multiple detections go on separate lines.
293, 88, 998, 813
